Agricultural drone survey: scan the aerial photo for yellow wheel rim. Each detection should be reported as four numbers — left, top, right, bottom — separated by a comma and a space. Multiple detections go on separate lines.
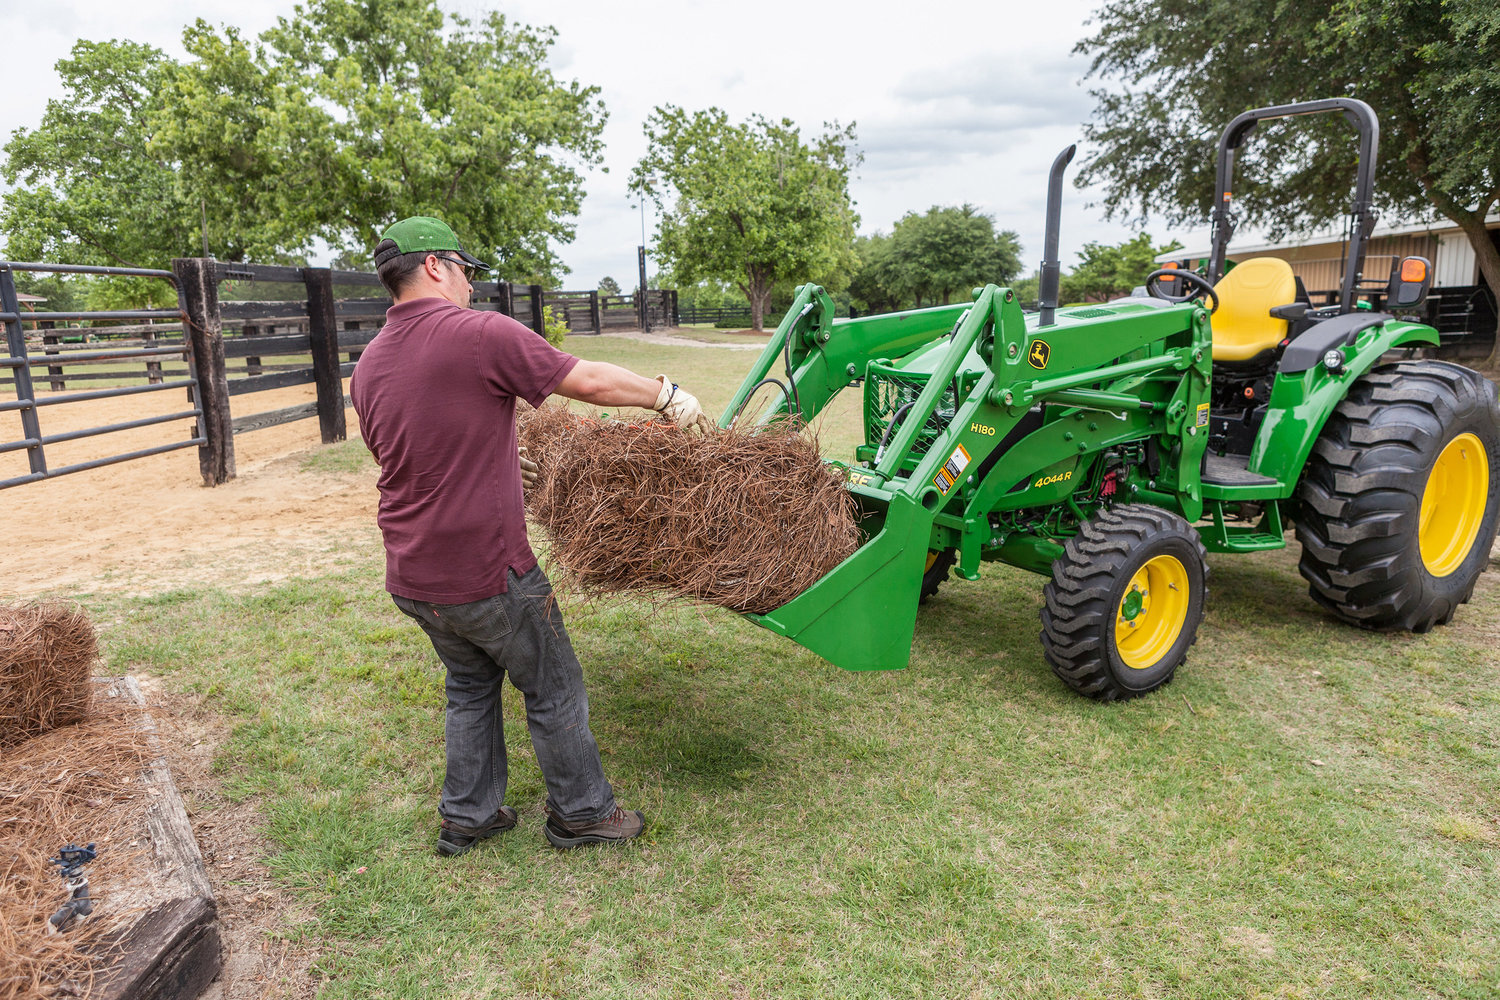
925, 551, 939, 573
1115, 555, 1190, 670
1419, 432, 1489, 577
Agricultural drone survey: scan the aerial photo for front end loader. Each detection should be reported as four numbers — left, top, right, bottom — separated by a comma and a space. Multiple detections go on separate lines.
719, 98, 1500, 700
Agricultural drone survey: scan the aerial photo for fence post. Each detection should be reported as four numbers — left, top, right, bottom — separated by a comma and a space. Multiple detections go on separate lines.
142, 323, 163, 384
668, 290, 679, 327
40, 321, 64, 390
529, 284, 546, 337
304, 267, 347, 444
173, 257, 235, 486
498, 282, 514, 318
344, 321, 363, 364
243, 323, 263, 376
0, 265, 45, 480
589, 291, 601, 335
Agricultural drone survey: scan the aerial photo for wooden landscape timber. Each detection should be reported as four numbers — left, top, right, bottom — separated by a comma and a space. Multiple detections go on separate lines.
93, 677, 222, 1000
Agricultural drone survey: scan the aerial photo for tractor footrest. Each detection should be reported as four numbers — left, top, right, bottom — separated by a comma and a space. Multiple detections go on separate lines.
1202, 453, 1278, 487
1200, 528, 1286, 553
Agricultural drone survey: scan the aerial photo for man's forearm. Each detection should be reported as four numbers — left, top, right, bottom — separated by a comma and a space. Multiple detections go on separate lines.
556, 360, 662, 408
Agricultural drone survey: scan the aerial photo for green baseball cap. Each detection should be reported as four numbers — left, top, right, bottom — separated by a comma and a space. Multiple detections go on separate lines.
373, 216, 491, 271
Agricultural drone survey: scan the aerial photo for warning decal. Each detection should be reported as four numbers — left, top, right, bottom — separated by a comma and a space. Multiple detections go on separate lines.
1196, 402, 1210, 427
932, 443, 972, 495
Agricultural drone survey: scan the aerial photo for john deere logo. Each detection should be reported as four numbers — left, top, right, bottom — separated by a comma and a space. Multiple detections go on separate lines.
1028, 340, 1051, 369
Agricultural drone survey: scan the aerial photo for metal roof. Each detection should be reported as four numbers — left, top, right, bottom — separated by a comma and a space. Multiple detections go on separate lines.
1155, 213, 1500, 263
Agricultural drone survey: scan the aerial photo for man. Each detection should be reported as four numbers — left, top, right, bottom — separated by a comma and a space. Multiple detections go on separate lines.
350, 216, 708, 855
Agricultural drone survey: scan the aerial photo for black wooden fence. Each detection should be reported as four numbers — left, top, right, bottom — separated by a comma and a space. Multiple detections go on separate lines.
3, 259, 689, 489
677, 305, 756, 326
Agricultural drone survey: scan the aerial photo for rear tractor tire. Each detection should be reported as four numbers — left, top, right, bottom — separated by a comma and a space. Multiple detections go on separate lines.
1296, 360, 1500, 632
1040, 505, 1209, 701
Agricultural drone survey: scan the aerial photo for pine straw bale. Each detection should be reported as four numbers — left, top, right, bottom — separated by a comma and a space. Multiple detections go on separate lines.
0, 712, 155, 1000
519, 405, 861, 614
0, 602, 98, 748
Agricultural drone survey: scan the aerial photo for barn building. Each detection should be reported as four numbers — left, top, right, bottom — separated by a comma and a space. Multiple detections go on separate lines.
1159, 215, 1499, 356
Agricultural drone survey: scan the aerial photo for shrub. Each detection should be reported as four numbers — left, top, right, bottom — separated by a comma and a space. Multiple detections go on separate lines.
541, 304, 568, 346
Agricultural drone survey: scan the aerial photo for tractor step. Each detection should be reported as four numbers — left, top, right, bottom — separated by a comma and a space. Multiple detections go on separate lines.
1203, 453, 1278, 487
1201, 453, 1285, 500
1198, 496, 1288, 553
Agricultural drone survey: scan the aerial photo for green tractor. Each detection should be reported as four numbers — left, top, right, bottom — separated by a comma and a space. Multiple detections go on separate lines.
718, 98, 1500, 700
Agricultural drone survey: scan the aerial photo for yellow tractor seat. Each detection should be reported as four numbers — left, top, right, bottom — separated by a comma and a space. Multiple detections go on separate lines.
1211, 257, 1298, 362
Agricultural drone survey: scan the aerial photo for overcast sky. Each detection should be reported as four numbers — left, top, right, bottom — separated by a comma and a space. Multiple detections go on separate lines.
1, 0, 1206, 287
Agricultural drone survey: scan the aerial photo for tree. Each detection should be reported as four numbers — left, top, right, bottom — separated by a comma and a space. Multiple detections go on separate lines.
889, 205, 1022, 306
847, 207, 1022, 313
247, 0, 607, 281
670, 277, 741, 312
1012, 270, 1041, 310
847, 233, 904, 314
1076, 1, 1500, 363
1060, 233, 1183, 303
1, 40, 201, 268
630, 107, 860, 331
597, 276, 621, 297
3, 0, 606, 281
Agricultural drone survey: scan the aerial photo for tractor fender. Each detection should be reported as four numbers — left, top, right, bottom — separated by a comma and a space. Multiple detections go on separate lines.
1248, 318, 1440, 489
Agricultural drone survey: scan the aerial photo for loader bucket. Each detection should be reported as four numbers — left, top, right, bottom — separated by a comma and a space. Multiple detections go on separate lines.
746, 491, 932, 671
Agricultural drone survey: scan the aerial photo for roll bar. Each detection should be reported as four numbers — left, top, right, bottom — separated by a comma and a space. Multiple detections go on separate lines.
1207, 98, 1380, 315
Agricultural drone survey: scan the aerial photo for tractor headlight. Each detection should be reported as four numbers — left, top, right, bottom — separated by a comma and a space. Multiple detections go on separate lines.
1323, 349, 1345, 373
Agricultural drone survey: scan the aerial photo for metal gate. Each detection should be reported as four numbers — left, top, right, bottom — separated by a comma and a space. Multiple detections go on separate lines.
0, 262, 205, 490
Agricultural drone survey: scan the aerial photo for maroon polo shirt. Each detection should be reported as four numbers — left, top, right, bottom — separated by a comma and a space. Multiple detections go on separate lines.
350, 297, 578, 603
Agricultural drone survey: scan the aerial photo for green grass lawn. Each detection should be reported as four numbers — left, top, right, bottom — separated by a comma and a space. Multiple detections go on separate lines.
74, 333, 1500, 998
660, 327, 775, 345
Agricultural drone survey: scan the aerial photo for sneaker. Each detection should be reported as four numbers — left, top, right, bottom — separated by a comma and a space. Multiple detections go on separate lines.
436, 806, 518, 857
543, 805, 646, 849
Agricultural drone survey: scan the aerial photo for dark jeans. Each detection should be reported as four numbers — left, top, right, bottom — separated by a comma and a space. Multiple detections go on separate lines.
392, 565, 616, 829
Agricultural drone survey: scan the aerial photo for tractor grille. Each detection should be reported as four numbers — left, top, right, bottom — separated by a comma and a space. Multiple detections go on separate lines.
864, 367, 975, 463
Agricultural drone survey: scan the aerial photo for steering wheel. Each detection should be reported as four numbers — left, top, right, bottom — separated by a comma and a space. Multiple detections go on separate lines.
1146, 268, 1219, 314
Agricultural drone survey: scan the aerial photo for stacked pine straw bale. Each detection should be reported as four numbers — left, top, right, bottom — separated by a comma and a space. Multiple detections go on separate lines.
1, 601, 96, 748
518, 405, 861, 614
1, 602, 153, 999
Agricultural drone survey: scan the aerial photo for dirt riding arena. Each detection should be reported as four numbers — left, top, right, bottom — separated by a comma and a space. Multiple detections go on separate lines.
3, 379, 382, 600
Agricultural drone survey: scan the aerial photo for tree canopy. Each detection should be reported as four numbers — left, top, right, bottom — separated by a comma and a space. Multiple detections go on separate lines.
847, 205, 1022, 313
629, 107, 859, 330
1076, 0, 1500, 356
1, 40, 199, 269
1060, 233, 1182, 303
2, 0, 606, 283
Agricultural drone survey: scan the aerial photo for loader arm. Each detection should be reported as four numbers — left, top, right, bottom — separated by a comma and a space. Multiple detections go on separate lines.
718, 283, 971, 428
725, 285, 1211, 673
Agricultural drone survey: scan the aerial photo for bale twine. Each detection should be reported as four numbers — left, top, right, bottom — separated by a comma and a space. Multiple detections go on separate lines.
519, 405, 861, 614
0, 602, 98, 747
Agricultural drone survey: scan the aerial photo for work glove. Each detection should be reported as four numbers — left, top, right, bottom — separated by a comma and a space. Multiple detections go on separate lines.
519, 446, 538, 490
653, 375, 714, 433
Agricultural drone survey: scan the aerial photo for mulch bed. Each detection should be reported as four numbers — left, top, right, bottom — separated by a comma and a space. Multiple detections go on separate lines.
1, 704, 154, 997
2, 604, 219, 1000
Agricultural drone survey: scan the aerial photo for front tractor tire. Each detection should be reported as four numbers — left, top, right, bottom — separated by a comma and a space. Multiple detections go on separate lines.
1040, 505, 1209, 701
920, 549, 957, 603
1296, 360, 1500, 632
